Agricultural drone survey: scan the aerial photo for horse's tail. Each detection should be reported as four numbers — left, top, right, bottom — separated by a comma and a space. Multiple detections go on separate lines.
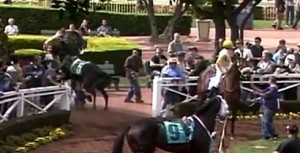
112, 126, 130, 153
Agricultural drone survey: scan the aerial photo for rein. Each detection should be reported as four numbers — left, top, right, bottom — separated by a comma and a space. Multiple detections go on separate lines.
217, 116, 228, 153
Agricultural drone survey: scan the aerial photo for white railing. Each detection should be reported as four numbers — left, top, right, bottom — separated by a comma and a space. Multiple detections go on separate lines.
0, 85, 72, 123
151, 74, 300, 117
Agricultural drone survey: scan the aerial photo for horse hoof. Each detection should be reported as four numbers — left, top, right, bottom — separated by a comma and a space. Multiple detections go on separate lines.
230, 137, 235, 141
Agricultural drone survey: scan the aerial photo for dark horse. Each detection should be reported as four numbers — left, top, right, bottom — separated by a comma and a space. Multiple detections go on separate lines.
112, 96, 229, 153
197, 56, 243, 140
46, 30, 111, 109
60, 55, 111, 110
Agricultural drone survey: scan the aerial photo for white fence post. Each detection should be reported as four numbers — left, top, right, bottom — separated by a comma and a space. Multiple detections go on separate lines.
60, 85, 71, 111
16, 92, 24, 117
152, 76, 162, 117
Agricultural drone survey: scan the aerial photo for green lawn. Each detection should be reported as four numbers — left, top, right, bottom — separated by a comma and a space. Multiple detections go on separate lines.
231, 139, 281, 153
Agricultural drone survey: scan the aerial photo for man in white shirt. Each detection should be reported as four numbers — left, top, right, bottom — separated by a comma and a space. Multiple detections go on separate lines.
234, 40, 253, 61
4, 18, 19, 35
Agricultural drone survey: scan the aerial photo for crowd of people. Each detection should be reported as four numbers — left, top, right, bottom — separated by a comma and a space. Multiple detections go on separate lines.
0, 17, 119, 37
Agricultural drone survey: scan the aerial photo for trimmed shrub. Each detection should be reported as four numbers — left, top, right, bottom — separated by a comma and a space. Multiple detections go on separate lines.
0, 6, 192, 36
8, 35, 140, 76
0, 110, 71, 141
8, 35, 139, 51
253, 6, 264, 20
80, 49, 142, 76
14, 49, 45, 57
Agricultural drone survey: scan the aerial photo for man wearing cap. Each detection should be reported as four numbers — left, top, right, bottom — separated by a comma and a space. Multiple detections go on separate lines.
273, 124, 300, 153
167, 33, 184, 55
207, 39, 234, 97
286, 54, 300, 73
160, 58, 186, 117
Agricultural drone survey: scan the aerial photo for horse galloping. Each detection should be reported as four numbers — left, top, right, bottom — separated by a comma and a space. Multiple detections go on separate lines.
112, 96, 229, 153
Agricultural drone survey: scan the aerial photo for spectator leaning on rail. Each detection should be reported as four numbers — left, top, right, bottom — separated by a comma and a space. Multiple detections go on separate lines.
160, 58, 186, 117
167, 33, 184, 55
256, 51, 275, 74
207, 39, 234, 98
40, 60, 62, 106
124, 50, 144, 103
273, 124, 300, 153
251, 76, 279, 140
286, 54, 300, 73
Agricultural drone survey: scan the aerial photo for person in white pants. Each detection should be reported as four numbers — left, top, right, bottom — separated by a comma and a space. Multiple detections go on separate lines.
207, 39, 234, 98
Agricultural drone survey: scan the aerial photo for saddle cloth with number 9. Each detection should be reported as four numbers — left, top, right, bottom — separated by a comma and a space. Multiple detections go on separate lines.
163, 121, 194, 144
70, 58, 90, 76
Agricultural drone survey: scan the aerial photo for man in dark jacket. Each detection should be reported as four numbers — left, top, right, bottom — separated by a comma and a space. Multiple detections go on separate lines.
274, 124, 300, 153
23, 56, 45, 88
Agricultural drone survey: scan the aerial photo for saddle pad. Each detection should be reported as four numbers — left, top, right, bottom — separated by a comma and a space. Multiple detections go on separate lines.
163, 121, 192, 144
70, 59, 90, 76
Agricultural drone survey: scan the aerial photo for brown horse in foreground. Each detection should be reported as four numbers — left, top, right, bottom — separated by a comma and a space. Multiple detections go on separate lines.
197, 58, 242, 139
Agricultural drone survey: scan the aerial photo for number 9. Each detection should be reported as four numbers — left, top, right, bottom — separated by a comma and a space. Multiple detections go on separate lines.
168, 125, 180, 140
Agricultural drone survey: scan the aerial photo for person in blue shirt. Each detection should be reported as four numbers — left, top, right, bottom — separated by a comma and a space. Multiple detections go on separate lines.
160, 58, 186, 115
251, 76, 279, 140
273, 48, 286, 64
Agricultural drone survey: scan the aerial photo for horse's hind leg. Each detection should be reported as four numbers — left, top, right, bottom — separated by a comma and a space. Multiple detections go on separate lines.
99, 88, 108, 110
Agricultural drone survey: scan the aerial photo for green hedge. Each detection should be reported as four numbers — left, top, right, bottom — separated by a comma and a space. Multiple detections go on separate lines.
0, 6, 192, 36
0, 110, 71, 141
173, 101, 300, 117
253, 6, 264, 20
8, 35, 140, 76
8, 35, 139, 51
14, 49, 45, 57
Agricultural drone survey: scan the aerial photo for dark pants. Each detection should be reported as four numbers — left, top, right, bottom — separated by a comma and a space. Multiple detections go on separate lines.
162, 86, 180, 110
125, 77, 141, 101
293, 11, 300, 28
261, 107, 278, 138
286, 6, 295, 25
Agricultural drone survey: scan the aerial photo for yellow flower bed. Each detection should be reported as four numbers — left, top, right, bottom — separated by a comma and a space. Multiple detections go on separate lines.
230, 112, 300, 121
0, 125, 73, 153
15, 127, 71, 153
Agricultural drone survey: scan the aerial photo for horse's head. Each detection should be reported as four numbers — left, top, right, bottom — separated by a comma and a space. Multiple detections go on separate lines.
196, 95, 230, 121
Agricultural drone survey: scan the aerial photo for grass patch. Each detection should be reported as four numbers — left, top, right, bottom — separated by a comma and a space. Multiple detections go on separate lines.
231, 139, 281, 153
8, 35, 139, 51
85, 37, 139, 52
14, 49, 45, 57
192, 19, 274, 29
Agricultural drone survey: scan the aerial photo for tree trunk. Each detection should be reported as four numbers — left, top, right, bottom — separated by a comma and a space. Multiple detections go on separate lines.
212, 1, 226, 55
159, 0, 188, 42
226, 9, 239, 42
240, 0, 261, 43
142, 0, 159, 42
